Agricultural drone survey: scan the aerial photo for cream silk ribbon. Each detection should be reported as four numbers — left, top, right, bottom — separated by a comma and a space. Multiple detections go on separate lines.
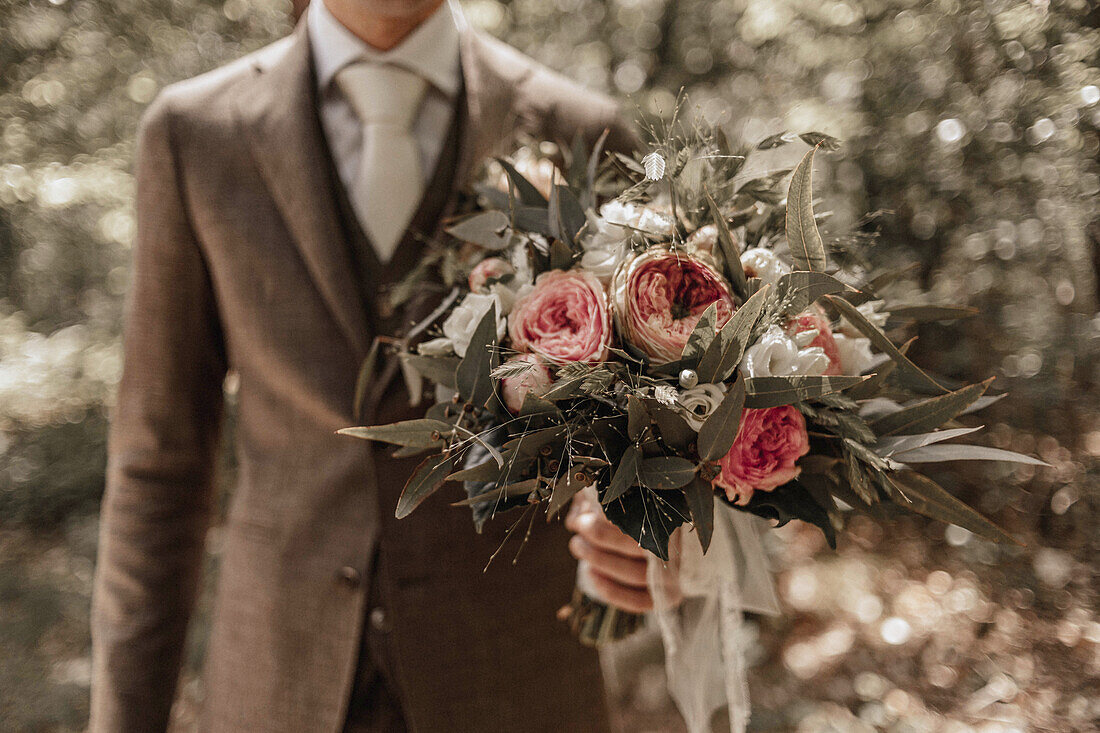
597, 504, 781, 733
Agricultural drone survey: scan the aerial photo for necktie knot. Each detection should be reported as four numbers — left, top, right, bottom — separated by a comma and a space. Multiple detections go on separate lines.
336, 63, 427, 131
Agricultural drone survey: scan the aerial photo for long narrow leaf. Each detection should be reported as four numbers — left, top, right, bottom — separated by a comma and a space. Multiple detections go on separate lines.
744, 375, 868, 408
684, 476, 716, 553
603, 445, 640, 504
884, 472, 1021, 545
870, 379, 991, 436
395, 453, 454, 519
338, 418, 453, 448
826, 295, 950, 395
785, 146, 828, 271
638, 456, 698, 490
455, 304, 499, 408
697, 285, 770, 383
705, 192, 750, 297
893, 444, 1048, 466
874, 426, 984, 456
698, 375, 746, 461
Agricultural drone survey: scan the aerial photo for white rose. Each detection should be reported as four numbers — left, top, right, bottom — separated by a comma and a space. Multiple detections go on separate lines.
597, 200, 675, 237
634, 206, 675, 237
441, 292, 507, 358
740, 325, 830, 378
417, 337, 455, 357
676, 383, 727, 430
740, 248, 791, 286
834, 333, 876, 375
581, 206, 631, 282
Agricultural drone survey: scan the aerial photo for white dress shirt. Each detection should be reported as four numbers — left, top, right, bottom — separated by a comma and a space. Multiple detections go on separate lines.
308, 0, 463, 190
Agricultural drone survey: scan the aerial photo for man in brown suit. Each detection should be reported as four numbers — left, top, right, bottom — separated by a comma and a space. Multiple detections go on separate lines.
90, 0, 651, 731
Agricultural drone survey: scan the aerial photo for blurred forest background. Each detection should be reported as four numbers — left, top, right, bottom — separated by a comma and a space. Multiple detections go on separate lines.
1, 0, 1099, 730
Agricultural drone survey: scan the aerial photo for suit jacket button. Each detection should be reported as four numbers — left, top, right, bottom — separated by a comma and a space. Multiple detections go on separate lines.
337, 566, 361, 587
369, 607, 391, 633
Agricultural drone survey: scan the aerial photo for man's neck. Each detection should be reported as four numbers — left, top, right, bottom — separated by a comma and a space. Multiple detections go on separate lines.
321, 0, 446, 51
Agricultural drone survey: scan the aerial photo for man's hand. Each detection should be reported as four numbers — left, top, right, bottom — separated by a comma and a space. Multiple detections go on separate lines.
564, 490, 653, 614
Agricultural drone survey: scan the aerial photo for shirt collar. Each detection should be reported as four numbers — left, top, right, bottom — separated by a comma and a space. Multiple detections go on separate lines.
308, 0, 462, 99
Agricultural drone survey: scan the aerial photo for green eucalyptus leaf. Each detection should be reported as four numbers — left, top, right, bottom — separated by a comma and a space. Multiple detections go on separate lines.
886, 304, 978, 322
893, 444, 1047, 466
728, 481, 837, 548
627, 395, 651, 441
455, 303, 499, 408
869, 379, 991, 436
603, 445, 641, 504
882, 472, 1021, 546
638, 456, 698, 490
337, 418, 453, 448
785, 146, 828, 272
353, 338, 382, 421
744, 375, 868, 408
697, 284, 771, 383
826, 295, 950, 395
548, 183, 584, 247
798, 131, 841, 151
774, 271, 853, 315
401, 354, 460, 390
452, 478, 540, 506
705, 192, 749, 297
549, 238, 576, 270
698, 374, 746, 461
602, 486, 689, 561
445, 210, 512, 250
681, 302, 719, 362
496, 158, 549, 206
395, 453, 454, 519
650, 405, 696, 451
756, 131, 797, 149
873, 426, 983, 456
684, 476, 716, 553
547, 465, 594, 518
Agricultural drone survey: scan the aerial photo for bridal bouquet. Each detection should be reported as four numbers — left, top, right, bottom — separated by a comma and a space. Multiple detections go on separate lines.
341, 120, 1041, 731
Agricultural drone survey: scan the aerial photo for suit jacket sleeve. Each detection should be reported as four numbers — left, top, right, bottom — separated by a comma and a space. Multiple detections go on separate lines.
90, 93, 228, 733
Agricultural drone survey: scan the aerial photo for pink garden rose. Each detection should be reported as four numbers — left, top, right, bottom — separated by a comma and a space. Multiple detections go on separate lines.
508, 269, 611, 363
787, 309, 842, 376
713, 406, 810, 505
612, 247, 736, 363
499, 354, 554, 414
468, 257, 515, 293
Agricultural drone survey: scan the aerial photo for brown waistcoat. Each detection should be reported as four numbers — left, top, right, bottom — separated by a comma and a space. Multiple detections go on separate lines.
90, 16, 638, 733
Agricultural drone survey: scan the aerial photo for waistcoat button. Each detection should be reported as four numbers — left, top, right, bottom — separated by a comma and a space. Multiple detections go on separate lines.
337, 566, 362, 587
369, 607, 391, 633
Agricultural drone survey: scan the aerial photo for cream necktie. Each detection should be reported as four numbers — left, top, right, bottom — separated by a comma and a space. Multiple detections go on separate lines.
336, 63, 428, 263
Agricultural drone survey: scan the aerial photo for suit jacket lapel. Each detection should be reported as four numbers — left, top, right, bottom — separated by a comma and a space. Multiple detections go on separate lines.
454, 26, 532, 191
233, 20, 532, 360
235, 22, 372, 357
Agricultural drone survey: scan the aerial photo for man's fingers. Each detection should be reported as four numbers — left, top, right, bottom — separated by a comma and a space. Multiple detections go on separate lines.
586, 568, 653, 614
566, 512, 647, 558
568, 536, 648, 589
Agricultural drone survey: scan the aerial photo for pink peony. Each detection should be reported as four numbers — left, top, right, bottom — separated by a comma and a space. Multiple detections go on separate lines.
713, 406, 810, 505
787, 309, 842, 376
508, 269, 611, 363
499, 354, 554, 414
612, 248, 736, 363
468, 257, 515, 293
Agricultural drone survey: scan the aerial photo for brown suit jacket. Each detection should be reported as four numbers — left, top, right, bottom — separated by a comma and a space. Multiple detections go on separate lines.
90, 17, 637, 733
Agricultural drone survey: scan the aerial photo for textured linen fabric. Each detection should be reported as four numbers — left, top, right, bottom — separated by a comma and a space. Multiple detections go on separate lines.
89, 11, 638, 733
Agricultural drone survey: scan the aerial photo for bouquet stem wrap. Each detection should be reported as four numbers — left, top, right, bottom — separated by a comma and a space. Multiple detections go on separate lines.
644, 506, 781, 733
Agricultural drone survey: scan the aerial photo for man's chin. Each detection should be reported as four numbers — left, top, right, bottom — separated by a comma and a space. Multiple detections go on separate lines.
349, 0, 445, 21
